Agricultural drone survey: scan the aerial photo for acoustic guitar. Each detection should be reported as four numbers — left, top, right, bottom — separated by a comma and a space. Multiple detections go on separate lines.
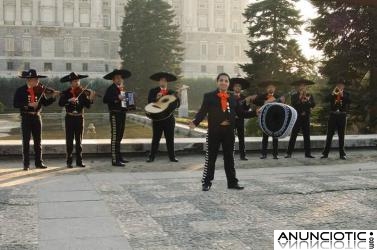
145, 95, 179, 121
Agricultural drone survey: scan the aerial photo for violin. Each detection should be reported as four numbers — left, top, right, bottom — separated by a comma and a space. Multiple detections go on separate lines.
33, 83, 61, 96
71, 86, 102, 100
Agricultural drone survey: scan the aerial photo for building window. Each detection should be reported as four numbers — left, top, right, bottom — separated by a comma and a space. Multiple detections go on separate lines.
198, 0, 208, 8
217, 65, 224, 74
24, 62, 30, 70
82, 63, 88, 72
44, 63, 53, 72
200, 42, 208, 57
232, 21, 240, 32
5, 37, 15, 52
22, 6, 32, 24
103, 14, 110, 28
23, 39, 32, 53
198, 15, 208, 30
66, 63, 72, 71
234, 44, 241, 58
217, 43, 225, 57
80, 39, 90, 56
7, 62, 14, 70
200, 65, 207, 73
215, 17, 225, 32
4, 5, 16, 24
80, 9, 90, 27
42, 38, 55, 57
40, 5, 55, 24
105, 64, 109, 72
64, 7, 74, 25
64, 37, 74, 54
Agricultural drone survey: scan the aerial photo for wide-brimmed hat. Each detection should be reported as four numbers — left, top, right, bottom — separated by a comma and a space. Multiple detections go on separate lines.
60, 72, 88, 83
150, 72, 177, 82
332, 78, 349, 85
103, 69, 132, 80
258, 80, 283, 88
229, 77, 250, 90
291, 79, 315, 86
19, 69, 47, 79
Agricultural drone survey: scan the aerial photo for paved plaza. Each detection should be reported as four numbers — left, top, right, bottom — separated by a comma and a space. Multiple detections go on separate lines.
0, 150, 377, 249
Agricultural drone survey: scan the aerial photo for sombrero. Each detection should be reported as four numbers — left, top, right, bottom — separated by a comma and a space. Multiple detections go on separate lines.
60, 72, 88, 83
258, 103, 297, 139
291, 79, 315, 86
103, 69, 132, 80
19, 69, 47, 79
229, 78, 250, 90
150, 72, 177, 82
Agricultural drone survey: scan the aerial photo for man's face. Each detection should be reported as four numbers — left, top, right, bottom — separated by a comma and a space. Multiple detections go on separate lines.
113, 75, 124, 85
71, 79, 80, 88
217, 75, 230, 91
266, 84, 276, 94
159, 78, 168, 88
337, 83, 345, 90
298, 83, 306, 92
27, 78, 39, 87
233, 84, 242, 93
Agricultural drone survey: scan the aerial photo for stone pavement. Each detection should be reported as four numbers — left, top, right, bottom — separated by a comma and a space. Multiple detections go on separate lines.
0, 151, 377, 249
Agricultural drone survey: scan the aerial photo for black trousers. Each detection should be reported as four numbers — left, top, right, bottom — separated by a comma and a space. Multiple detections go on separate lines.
235, 118, 246, 158
150, 115, 176, 159
202, 126, 238, 187
323, 113, 347, 156
261, 133, 278, 156
21, 114, 42, 167
110, 112, 126, 162
287, 115, 311, 156
65, 115, 84, 165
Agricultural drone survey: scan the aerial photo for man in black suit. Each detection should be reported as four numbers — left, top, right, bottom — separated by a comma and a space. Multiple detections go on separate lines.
189, 73, 256, 191
147, 72, 180, 163
230, 77, 257, 160
59, 72, 94, 168
13, 69, 58, 170
103, 69, 132, 166
285, 79, 316, 159
254, 81, 285, 159
321, 79, 351, 160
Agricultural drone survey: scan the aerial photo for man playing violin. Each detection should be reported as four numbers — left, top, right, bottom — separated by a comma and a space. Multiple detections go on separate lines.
59, 72, 95, 168
13, 69, 59, 171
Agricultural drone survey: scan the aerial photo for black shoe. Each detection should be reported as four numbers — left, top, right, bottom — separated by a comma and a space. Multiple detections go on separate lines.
240, 156, 248, 161
285, 154, 292, 158
202, 185, 211, 191
170, 158, 179, 162
36, 163, 47, 169
23, 166, 30, 171
305, 155, 315, 158
146, 156, 155, 163
273, 155, 279, 160
77, 163, 86, 168
119, 158, 129, 164
320, 155, 328, 159
67, 164, 73, 168
112, 161, 125, 167
228, 184, 244, 190
260, 154, 267, 159
340, 155, 347, 160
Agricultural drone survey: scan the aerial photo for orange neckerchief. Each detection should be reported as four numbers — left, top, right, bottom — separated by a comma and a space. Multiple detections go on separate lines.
27, 87, 35, 103
160, 88, 168, 96
217, 91, 229, 112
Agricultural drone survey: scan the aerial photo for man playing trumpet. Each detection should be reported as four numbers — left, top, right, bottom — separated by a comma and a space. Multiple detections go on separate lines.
285, 79, 316, 158
321, 79, 351, 160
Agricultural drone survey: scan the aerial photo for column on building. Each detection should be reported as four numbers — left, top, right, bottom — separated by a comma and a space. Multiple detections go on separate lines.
0, 0, 4, 25
191, 0, 197, 32
15, 0, 21, 25
110, 0, 116, 31
74, 0, 80, 27
57, 0, 63, 26
32, 0, 38, 25
225, 0, 231, 32
208, 0, 214, 32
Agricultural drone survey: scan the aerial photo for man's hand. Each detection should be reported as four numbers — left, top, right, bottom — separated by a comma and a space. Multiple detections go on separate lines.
156, 93, 163, 100
118, 94, 125, 101
68, 98, 77, 104
52, 91, 60, 98
280, 96, 286, 103
188, 121, 196, 129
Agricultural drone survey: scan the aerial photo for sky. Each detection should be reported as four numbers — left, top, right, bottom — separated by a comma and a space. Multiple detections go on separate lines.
247, 0, 323, 59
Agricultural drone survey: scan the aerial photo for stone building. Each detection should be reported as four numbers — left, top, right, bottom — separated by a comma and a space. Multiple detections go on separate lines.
0, 0, 249, 78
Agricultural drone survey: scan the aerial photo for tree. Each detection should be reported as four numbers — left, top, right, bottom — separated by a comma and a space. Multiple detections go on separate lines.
309, 0, 377, 132
119, 0, 184, 105
241, 0, 313, 90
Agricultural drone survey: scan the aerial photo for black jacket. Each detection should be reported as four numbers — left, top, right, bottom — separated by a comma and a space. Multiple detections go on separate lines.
193, 89, 256, 129
290, 92, 315, 116
147, 87, 180, 106
234, 93, 255, 120
326, 91, 351, 113
58, 88, 91, 113
13, 85, 55, 113
103, 83, 127, 112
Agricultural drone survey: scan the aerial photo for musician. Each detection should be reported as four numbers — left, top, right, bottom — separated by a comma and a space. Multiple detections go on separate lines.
321, 79, 351, 160
147, 72, 180, 163
103, 69, 132, 167
230, 77, 256, 161
189, 73, 256, 191
59, 72, 94, 168
13, 69, 58, 171
285, 79, 316, 159
254, 81, 285, 159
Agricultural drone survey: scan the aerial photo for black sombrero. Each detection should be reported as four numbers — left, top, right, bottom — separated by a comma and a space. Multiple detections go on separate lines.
19, 69, 47, 79
150, 72, 177, 82
291, 79, 315, 86
230, 77, 250, 90
60, 72, 88, 83
103, 69, 132, 80
258, 80, 283, 88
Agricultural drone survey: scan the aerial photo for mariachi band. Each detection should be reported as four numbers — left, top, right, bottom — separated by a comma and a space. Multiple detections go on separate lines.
13, 69, 351, 191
